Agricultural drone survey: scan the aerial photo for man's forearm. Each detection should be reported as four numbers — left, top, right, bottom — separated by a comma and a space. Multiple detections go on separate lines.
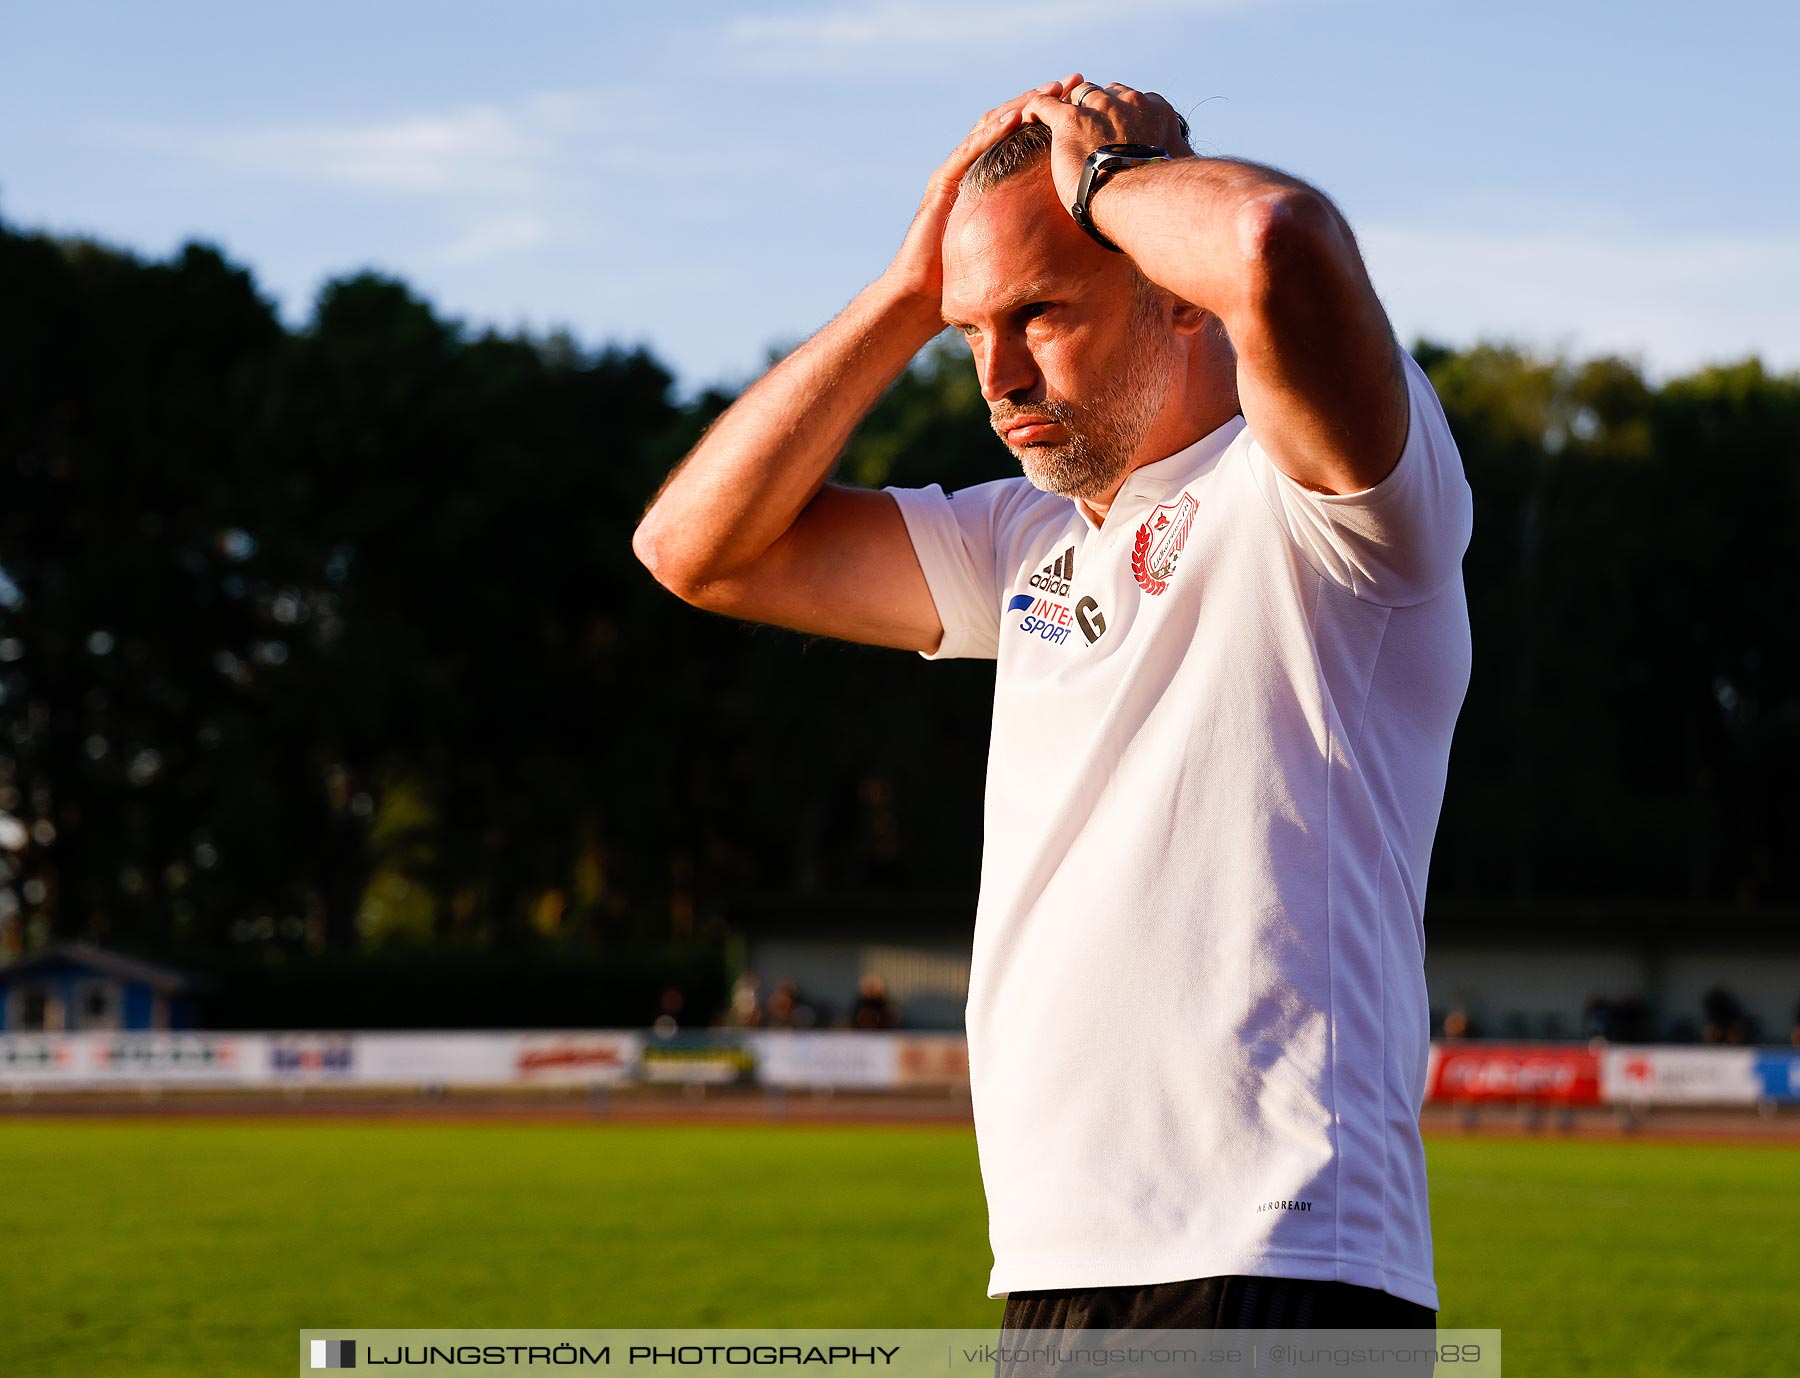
1086, 155, 1323, 331
1081, 143, 1406, 492
632, 275, 943, 598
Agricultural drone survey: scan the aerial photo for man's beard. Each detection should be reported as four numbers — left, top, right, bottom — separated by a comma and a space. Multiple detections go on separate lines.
991, 292, 1175, 500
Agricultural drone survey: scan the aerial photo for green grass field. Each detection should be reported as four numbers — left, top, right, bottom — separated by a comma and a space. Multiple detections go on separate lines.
4, 1118, 1796, 1376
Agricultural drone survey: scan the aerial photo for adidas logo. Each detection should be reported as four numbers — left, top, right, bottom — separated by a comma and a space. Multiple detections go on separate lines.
1029, 545, 1076, 596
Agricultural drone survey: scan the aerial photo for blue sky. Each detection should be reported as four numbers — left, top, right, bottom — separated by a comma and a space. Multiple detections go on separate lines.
3, 0, 1795, 394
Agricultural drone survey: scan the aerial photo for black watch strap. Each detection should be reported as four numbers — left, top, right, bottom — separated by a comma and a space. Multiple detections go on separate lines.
1071, 143, 1173, 252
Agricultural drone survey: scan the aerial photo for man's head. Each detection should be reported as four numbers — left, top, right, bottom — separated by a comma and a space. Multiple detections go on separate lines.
941, 123, 1203, 501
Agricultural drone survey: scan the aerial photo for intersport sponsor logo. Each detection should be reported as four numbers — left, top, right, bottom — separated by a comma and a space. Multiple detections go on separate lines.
1006, 593, 1074, 646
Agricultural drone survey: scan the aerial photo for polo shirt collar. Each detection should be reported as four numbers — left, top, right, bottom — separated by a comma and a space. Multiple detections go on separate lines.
1075, 412, 1248, 532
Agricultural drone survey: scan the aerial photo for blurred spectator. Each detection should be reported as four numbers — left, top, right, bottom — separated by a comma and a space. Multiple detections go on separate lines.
765, 978, 817, 1029
1701, 985, 1752, 1045
1612, 994, 1652, 1043
1440, 1007, 1475, 1040
1581, 995, 1615, 1041
727, 972, 765, 1028
851, 974, 900, 1030
1581, 993, 1653, 1044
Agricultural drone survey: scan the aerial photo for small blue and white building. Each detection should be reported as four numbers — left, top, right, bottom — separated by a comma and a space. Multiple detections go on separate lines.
0, 942, 198, 1031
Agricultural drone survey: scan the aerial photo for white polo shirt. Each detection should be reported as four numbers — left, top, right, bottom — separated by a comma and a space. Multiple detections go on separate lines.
883, 349, 1472, 1312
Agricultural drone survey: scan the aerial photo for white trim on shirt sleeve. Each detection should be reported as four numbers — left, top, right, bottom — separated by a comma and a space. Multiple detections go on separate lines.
883, 483, 1003, 661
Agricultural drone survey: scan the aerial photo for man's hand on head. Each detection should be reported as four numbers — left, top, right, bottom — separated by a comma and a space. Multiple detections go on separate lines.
1022, 82, 1195, 216
880, 75, 1084, 308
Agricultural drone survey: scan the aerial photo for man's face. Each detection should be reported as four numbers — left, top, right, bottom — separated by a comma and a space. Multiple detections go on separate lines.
941, 167, 1179, 499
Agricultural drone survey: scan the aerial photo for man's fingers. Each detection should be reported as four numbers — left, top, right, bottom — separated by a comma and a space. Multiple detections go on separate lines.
934, 77, 1092, 189
1000, 78, 1074, 120
977, 104, 1025, 148
1021, 91, 1079, 127
1032, 81, 1191, 152
968, 76, 1081, 149
948, 79, 1067, 166
971, 85, 1055, 144
932, 101, 1026, 189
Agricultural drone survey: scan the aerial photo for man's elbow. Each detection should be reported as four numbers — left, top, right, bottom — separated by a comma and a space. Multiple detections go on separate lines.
1233, 188, 1344, 317
634, 514, 754, 615
632, 512, 704, 604
630, 510, 666, 580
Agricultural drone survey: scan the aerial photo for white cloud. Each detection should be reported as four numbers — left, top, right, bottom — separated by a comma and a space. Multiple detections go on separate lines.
118, 104, 546, 197
108, 92, 623, 267
1361, 221, 1800, 379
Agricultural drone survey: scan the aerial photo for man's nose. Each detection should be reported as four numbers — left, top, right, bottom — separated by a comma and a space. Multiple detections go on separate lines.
977, 332, 1041, 405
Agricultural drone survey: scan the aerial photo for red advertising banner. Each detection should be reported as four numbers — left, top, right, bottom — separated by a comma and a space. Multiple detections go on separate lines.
893, 1034, 970, 1089
1427, 1043, 1601, 1104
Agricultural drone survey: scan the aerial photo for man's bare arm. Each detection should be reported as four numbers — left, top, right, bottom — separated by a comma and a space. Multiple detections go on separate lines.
632, 279, 946, 651
633, 80, 1077, 652
1021, 88, 1406, 497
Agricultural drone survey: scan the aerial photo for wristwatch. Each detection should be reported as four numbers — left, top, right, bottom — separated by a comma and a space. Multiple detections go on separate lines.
1071, 143, 1173, 252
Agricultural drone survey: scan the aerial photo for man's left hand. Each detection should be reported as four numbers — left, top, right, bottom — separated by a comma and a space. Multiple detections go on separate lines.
1022, 82, 1194, 214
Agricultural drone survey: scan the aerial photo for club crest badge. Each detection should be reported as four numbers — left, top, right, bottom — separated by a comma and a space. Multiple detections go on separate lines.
1130, 492, 1199, 595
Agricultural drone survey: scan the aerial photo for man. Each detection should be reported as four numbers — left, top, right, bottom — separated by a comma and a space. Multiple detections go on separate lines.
634, 75, 1471, 1344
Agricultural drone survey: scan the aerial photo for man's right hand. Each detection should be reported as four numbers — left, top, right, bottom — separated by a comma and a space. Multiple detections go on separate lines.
881, 76, 1083, 309
634, 81, 1079, 654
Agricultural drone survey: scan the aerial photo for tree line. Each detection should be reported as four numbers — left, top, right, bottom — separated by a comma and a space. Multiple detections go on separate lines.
1, 220, 1795, 984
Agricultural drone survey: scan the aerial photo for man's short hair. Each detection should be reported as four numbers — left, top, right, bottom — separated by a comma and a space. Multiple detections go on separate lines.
960, 122, 1052, 197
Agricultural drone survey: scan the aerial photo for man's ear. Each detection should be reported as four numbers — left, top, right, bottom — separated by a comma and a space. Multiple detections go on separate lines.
1171, 298, 1208, 335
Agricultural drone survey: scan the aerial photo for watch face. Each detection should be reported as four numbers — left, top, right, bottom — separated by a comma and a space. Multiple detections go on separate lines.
1096, 143, 1169, 165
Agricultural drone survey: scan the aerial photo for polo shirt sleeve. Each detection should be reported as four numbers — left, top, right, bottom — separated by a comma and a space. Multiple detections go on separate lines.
882, 479, 1009, 660
1246, 349, 1474, 606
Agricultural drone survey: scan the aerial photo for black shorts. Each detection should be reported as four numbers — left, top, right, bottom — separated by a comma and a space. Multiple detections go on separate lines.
1002, 1273, 1436, 1330
997, 1274, 1437, 1378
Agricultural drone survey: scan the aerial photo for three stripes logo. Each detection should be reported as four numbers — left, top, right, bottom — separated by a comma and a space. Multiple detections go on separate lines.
1030, 545, 1076, 596
310, 1339, 356, 1369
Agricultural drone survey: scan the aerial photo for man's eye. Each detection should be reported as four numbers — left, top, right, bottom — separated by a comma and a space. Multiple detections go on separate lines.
1019, 302, 1052, 321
